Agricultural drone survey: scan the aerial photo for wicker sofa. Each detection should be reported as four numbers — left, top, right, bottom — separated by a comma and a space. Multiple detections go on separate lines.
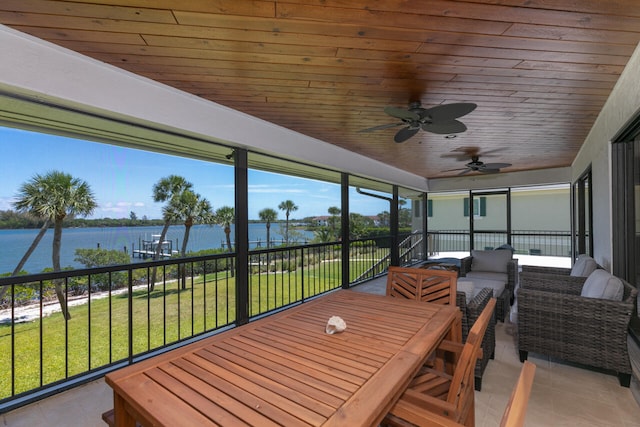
457, 287, 495, 391
517, 270, 637, 386
460, 249, 518, 322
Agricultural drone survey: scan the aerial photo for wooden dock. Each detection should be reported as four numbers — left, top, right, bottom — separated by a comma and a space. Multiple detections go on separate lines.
131, 249, 176, 259
132, 235, 177, 259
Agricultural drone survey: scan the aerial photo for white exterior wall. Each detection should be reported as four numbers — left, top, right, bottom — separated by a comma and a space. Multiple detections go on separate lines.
571, 42, 640, 271
426, 188, 570, 231
511, 189, 570, 231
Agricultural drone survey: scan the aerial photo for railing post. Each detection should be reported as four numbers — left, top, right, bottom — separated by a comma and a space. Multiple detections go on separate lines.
234, 148, 250, 325
390, 186, 399, 266
300, 247, 305, 301
341, 173, 350, 289
127, 269, 133, 363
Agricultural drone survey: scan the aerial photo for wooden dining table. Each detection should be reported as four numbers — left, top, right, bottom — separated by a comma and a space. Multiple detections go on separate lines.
105, 289, 461, 427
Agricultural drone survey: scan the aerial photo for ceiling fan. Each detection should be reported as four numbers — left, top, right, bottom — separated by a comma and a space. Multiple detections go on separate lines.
359, 102, 477, 143
446, 152, 512, 175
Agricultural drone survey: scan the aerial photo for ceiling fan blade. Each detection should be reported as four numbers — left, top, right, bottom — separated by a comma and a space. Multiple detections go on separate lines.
476, 148, 504, 157
457, 168, 472, 176
384, 106, 420, 121
425, 103, 477, 122
358, 122, 404, 133
394, 126, 420, 143
422, 120, 467, 134
480, 168, 501, 174
483, 162, 512, 169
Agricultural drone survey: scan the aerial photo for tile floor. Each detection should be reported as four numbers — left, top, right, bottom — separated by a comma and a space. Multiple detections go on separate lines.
2, 276, 640, 426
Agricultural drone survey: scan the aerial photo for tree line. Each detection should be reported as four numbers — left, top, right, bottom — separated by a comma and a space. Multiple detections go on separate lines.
0, 210, 168, 229
0, 171, 305, 320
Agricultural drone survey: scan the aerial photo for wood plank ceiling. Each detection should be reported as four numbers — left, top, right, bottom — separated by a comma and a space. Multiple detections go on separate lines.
1, 0, 639, 179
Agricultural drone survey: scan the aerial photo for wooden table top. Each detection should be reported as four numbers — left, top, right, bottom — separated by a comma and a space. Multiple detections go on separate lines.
105, 290, 460, 427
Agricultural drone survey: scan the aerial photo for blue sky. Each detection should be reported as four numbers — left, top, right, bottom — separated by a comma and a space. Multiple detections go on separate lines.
0, 127, 389, 220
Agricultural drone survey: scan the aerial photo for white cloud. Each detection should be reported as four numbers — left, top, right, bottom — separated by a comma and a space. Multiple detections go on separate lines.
99, 201, 148, 216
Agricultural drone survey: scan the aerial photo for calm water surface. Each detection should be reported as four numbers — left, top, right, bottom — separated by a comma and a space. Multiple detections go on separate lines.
0, 224, 313, 274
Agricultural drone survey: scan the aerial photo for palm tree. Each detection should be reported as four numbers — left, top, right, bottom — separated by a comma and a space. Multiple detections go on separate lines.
170, 190, 213, 257
214, 206, 235, 252
150, 175, 192, 290
313, 227, 333, 243
258, 208, 277, 248
214, 206, 235, 276
377, 210, 390, 227
10, 171, 97, 319
170, 190, 212, 289
278, 200, 298, 244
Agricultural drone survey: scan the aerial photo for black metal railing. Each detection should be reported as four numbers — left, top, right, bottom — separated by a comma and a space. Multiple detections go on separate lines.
398, 231, 426, 265
247, 242, 343, 318
428, 230, 572, 257
428, 230, 470, 253
0, 240, 385, 411
511, 230, 572, 256
0, 252, 236, 410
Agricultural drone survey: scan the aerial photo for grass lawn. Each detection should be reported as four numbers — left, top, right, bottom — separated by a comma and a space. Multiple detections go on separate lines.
0, 260, 357, 398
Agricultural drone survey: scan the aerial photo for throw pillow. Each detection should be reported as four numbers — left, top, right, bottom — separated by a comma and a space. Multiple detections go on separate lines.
580, 270, 624, 301
471, 249, 511, 273
570, 254, 598, 277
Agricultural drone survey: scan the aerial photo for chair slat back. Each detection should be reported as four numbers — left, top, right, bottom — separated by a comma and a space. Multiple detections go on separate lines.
500, 361, 536, 427
446, 298, 496, 408
387, 266, 457, 305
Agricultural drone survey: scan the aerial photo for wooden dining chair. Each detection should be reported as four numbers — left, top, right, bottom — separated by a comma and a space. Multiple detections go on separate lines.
381, 359, 536, 427
384, 298, 496, 427
500, 361, 536, 427
386, 266, 457, 305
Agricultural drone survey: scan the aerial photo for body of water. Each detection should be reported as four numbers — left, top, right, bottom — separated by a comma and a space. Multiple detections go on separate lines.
0, 224, 314, 274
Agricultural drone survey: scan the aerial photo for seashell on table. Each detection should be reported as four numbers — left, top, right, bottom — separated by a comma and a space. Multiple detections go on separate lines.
325, 315, 347, 334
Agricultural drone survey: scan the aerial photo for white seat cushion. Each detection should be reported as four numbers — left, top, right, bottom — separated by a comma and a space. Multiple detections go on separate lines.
466, 271, 508, 283
580, 270, 624, 301
571, 254, 598, 277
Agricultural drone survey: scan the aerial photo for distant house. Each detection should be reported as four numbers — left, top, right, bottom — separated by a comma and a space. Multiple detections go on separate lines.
367, 216, 381, 226
312, 216, 330, 226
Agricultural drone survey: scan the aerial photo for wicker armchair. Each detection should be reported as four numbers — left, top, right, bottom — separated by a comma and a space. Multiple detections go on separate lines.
517, 272, 637, 386
457, 287, 495, 391
520, 265, 574, 275
520, 254, 599, 281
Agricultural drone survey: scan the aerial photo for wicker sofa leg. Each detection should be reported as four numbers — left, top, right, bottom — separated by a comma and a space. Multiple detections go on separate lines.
519, 350, 528, 363
475, 375, 482, 392
618, 373, 631, 387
